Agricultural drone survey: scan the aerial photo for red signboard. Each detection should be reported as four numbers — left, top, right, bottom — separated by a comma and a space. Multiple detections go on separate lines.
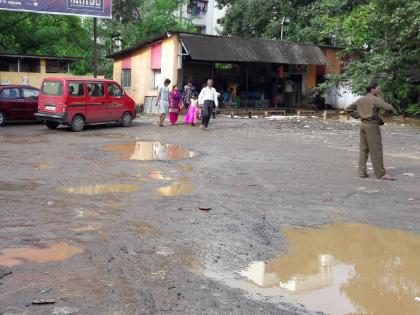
151, 43, 162, 70
0, 0, 112, 19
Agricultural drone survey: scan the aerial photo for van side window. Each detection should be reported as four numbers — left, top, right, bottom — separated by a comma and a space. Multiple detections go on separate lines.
0, 88, 21, 99
87, 83, 104, 97
108, 83, 123, 97
68, 82, 85, 97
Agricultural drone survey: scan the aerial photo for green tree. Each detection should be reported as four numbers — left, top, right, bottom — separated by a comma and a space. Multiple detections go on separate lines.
218, 0, 420, 115
0, 12, 93, 74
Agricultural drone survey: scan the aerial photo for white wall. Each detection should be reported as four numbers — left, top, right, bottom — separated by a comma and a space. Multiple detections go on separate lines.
325, 85, 360, 109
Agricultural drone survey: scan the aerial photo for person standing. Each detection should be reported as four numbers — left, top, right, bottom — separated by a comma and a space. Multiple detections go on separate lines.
183, 79, 196, 110
198, 79, 218, 130
169, 85, 183, 125
155, 79, 171, 127
346, 82, 397, 180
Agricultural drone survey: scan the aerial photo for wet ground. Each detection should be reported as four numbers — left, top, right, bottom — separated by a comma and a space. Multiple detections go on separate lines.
0, 115, 419, 315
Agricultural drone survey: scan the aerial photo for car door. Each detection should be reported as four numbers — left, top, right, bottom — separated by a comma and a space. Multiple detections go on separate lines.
0, 87, 23, 121
21, 87, 39, 120
66, 81, 87, 120
86, 81, 108, 123
106, 82, 125, 121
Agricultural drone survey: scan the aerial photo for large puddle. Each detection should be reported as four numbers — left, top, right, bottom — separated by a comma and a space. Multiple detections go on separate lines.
0, 242, 84, 267
206, 222, 420, 315
61, 184, 139, 195
99, 142, 197, 161
157, 180, 194, 197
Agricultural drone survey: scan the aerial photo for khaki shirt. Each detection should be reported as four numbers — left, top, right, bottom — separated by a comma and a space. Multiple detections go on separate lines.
346, 94, 396, 125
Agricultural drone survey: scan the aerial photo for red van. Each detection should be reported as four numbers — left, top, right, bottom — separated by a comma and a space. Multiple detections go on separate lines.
35, 78, 136, 131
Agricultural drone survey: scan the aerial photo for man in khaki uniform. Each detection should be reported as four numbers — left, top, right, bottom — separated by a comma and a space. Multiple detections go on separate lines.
346, 82, 397, 180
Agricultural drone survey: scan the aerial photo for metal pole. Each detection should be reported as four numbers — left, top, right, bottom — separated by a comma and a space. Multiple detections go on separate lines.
281, 24, 284, 41
93, 17, 97, 78
246, 63, 249, 96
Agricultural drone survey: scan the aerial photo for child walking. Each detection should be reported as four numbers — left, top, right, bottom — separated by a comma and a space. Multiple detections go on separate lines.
184, 93, 199, 126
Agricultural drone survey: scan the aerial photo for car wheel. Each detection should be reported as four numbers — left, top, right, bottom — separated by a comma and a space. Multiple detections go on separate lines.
0, 111, 5, 126
121, 112, 133, 127
45, 121, 60, 130
71, 115, 85, 132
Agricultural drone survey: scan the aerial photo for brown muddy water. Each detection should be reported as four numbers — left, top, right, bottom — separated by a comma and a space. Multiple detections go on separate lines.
0, 242, 84, 267
99, 142, 197, 161
148, 170, 172, 181
205, 222, 420, 315
61, 184, 139, 195
157, 180, 194, 197
34, 163, 54, 170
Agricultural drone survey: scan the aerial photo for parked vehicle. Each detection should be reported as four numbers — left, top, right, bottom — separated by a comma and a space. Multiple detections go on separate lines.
0, 85, 39, 126
35, 77, 136, 131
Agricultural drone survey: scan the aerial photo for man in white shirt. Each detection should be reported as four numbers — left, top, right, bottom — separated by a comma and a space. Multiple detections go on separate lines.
198, 79, 218, 130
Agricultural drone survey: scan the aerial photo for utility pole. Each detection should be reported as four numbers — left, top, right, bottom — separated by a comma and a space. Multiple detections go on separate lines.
93, 17, 97, 78
280, 17, 290, 41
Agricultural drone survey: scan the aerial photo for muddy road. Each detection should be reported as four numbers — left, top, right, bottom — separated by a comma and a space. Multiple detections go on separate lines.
1, 115, 419, 315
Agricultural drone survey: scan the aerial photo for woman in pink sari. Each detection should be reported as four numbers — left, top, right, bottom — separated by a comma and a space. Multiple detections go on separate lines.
169, 85, 183, 125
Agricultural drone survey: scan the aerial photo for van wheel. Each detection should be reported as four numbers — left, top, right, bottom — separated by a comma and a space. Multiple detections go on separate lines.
45, 121, 60, 129
121, 112, 133, 127
71, 115, 85, 132
0, 111, 5, 126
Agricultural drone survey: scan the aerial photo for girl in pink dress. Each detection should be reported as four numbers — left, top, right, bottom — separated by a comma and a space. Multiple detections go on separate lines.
184, 93, 199, 126
169, 85, 183, 125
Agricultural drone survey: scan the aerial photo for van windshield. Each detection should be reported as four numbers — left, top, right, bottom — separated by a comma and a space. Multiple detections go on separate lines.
42, 81, 64, 96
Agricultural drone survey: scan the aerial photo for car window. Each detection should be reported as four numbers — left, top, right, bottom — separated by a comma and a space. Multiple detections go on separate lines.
0, 88, 21, 99
42, 81, 64, 96
108, 83, 123, 97
22, 88, 39, 99
87, 82, 104, 97
68, 82, 85, 97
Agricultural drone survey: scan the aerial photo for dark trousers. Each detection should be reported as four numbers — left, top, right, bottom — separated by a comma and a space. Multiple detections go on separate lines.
201, 100, 214, 127
359, 123, 385, 178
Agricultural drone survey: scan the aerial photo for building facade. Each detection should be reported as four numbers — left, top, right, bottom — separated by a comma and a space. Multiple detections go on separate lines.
181, 0, 226, 35
108, 32, 343, 110
0, 54, 82, 88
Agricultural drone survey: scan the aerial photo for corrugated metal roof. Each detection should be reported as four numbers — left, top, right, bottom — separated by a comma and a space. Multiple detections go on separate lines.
180, 33, 328, 65
0, 53, 82, 60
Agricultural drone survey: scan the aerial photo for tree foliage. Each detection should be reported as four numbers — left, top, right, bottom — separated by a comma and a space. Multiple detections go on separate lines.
218, 0, 420, 115
0, 12, 93, 74
0, 0, 196, 77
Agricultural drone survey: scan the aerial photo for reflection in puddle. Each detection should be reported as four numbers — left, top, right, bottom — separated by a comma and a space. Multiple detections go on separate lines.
0, 242, 84, 267
72, 225, 101, 233
99, 142, 197, 161
34, 163, 54, 170
74, 209, 101, 218
61, 184, 139, 195
178, 164, 194, 172
0, 180, 41, 191
207, 222, 420, 315
149, 171, 172, 180
157, 180, 194, 197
